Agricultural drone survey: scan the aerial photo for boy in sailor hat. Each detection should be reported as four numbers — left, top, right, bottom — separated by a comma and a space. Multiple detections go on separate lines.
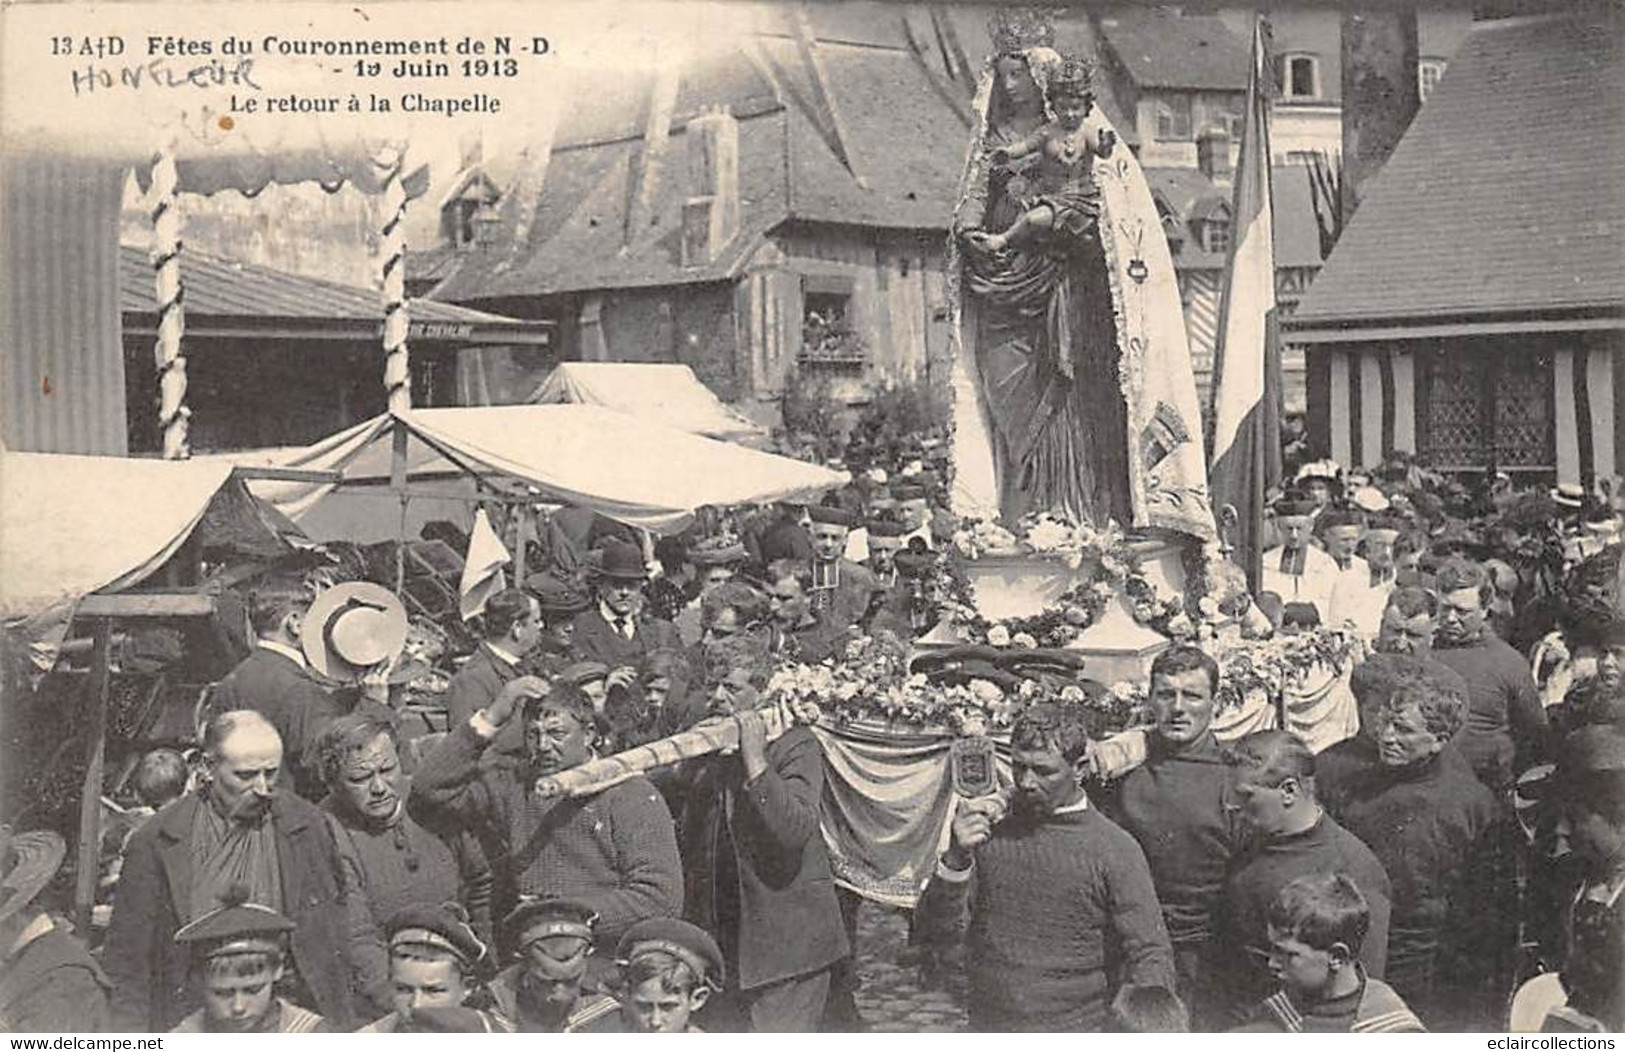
170, 887, 325, 1033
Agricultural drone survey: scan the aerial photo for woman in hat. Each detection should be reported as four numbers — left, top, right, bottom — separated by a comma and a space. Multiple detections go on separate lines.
0, 828, 110, 1032
520, 573, 593, 679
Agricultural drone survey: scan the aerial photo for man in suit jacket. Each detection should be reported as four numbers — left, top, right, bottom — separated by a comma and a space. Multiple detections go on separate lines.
445, 589, 543, 760
102, 711, 384, 1031
207, 576, 346, 799
681, 675, 848, 1031
806, 504, 882, 636
569, 537, 681, 668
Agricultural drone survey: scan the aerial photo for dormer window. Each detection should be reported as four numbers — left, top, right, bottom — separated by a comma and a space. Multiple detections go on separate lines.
1155, 94, 1193, 141
441, 171, 501, 250
1274, 53, 1321, 101
1203, 216, 1231, 255
1419, 57, 1447, 102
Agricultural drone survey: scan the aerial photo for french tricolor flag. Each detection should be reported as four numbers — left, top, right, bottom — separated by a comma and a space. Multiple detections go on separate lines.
1209, 16, 1285, 592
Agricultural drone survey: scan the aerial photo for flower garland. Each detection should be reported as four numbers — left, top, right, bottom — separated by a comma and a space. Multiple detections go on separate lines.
940, 512, 1189, 645
764, 626, 1361, 739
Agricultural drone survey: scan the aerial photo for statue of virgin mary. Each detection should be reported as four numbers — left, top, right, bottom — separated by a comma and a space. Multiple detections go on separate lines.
948, 8, 1216, 542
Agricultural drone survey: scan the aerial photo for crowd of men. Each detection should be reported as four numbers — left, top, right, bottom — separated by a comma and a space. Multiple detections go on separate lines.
1, 453, 1622, 1033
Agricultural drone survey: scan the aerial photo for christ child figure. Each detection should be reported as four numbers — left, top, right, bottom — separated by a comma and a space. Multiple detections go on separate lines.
975, 56, 1116, 255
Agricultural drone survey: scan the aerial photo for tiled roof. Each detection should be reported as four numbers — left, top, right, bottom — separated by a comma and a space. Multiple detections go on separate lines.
117, 244, 545, 335
1145, 164, 1326, 272
435, 38, 975, 301
1097, 9, 1250, 91
1270, 164, 1328, 271
1294, 12, 1625, 325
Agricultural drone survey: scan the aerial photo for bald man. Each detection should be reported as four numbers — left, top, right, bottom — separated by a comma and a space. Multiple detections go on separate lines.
103, 711, 385, 1031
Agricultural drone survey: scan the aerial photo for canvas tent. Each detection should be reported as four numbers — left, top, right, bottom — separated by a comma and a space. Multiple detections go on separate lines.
0, 453, 274, 640
530, 363, 766, 442
247, 404, 846, 535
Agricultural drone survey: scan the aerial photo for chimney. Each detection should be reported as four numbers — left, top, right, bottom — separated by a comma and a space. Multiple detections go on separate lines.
680, 107, 740, 267
1197, 129, 1232, 185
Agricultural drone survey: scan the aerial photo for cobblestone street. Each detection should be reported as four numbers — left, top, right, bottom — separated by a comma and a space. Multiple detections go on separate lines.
849, 903, 968, 1033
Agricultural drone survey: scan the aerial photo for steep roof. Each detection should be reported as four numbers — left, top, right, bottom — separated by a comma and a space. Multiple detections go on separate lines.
1096, 9, 1250, 91
435, 38, 974, 302
1294, 11, 1625, 326
1145, 164, 1327, 272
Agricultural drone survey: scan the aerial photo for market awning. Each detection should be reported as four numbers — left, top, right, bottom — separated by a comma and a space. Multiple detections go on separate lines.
0, 451, 303, 666
530, 363, 765, 441
248, 404, 847, 534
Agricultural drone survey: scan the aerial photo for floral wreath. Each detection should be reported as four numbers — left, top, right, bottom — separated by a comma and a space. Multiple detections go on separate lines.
939, 512, 1201, 646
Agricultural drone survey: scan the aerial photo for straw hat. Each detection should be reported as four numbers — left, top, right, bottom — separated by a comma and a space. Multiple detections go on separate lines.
0, 826, 66, 923
302, 582, 409, 683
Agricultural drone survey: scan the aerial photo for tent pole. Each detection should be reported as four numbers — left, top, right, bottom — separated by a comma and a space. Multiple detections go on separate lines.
393, 418, 409, 593
514, 503, 528, 585
73, 619, 113, 937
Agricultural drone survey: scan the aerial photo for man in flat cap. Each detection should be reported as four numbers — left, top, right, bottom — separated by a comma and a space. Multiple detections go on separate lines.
806, 504, 883, 636
521, 572, 593, 679
359, 903, 505, 1032
1262, 497, 1340, 621
489, 898, 619, 1032
570, 537, 682, 669
0, 827, 110, 1032
169, 891, 324, 1032
608, 918, 725, 1033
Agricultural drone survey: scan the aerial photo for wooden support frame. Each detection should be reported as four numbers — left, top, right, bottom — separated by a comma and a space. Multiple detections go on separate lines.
72, 620, 112, 936
66, 592, 217, 934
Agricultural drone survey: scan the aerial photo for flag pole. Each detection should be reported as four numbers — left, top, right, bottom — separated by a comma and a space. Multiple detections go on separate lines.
1207, 12, 1283, 595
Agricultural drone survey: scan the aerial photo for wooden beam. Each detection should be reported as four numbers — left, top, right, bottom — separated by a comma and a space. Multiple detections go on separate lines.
73, 620, 112, 936
76, 593, 216, 617
1289, 316, 1625, 343
231, 466, 343, 483
790, 1, 865, 185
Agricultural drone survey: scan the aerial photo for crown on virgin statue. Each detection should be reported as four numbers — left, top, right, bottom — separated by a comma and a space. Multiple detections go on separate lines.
989, 6, 1056, 55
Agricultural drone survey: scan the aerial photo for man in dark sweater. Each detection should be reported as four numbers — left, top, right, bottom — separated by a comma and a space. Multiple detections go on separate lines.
918, 703, 1174, 1031
1430, 557, 1549, 793
1217, 729, 1393, 1022
1340, 678, 1505, 1028
1318, 650, 1473, 819
1102, 646, 1247, 1025
410, 680, 683, 966
316, 714, 493, 1014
